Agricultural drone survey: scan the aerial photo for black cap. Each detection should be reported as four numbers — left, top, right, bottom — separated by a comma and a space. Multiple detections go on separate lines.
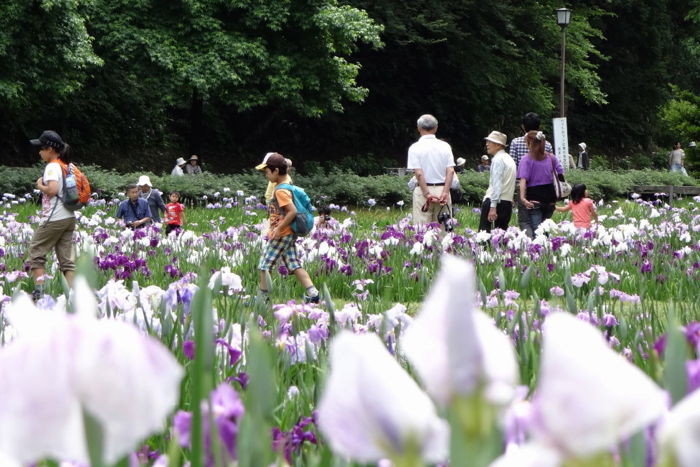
30, 130, 65, 151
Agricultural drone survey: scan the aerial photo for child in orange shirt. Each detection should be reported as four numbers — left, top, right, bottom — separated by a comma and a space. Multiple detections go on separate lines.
555, 183, 598, 229
255, 153, 319, 304
164, 191, 185, 235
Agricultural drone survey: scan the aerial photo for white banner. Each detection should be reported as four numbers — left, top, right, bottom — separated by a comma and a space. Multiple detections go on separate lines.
552, 117, 569, 172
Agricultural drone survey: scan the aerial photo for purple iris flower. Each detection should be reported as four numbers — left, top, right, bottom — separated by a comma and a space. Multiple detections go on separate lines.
687, 360, 700, 393
174, 383, 244, 466
685, 322, 700, 349
272, 416, 318, 464
232, 372, 249, 390
183, 340, 195, 360
603, 313, 618, 327
216, 338, 242, 366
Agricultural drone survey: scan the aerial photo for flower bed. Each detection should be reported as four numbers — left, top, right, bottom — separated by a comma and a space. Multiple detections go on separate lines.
0, 191, 698, 465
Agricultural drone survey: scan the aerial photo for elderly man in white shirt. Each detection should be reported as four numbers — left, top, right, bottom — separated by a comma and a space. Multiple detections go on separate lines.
479, 131, 516, 232
406, 114, 455, 225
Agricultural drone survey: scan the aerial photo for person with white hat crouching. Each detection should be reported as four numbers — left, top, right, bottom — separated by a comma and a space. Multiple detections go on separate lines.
172, 157, 187, 176
137, 175, 166, 223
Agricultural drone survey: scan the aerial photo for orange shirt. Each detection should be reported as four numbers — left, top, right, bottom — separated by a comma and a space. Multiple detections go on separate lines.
268, 187, 294, 237
165, 202, 184, 225
570, 198, 595, 229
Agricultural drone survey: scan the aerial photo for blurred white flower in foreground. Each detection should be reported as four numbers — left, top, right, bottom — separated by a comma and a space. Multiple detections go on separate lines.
317, 331, 448, 463
658, 388, 700, 467
489, 443, 561, 467
403, 254, 518, 407
0, 278, 183, 464
531, 312, 666, 458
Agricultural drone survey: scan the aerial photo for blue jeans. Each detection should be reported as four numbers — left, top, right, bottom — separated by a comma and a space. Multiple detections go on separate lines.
528, 204, 555, 234
671, 163, 683, 173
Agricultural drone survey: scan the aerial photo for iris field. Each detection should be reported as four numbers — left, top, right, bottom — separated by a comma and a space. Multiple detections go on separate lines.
0, 190, 699, 467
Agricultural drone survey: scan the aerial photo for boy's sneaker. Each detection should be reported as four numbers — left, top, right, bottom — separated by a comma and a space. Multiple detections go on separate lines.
303, 293, 320, 304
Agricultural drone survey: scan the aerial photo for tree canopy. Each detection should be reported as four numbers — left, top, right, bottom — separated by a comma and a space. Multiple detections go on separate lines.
0, 0, 698, 172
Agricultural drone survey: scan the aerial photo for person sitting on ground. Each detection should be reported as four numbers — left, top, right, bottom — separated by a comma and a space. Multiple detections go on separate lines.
255, 152, 320, 304
137, 175, 166, 223
164, 191, 185, 235
171, 157, 187, 176
555, 183, 598, 229
185, 155, 203, 174
477, 155, 491, 172
116, 183, 152, 229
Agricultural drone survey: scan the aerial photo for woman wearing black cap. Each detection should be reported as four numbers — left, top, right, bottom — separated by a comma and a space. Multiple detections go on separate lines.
27, 130, 76, 300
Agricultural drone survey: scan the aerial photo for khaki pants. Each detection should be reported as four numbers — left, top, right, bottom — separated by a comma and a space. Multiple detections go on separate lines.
29, 217, 76, 272
412, 186, 452, 225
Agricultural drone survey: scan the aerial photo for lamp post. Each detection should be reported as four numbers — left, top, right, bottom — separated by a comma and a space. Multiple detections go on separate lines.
556, 8, 571, 118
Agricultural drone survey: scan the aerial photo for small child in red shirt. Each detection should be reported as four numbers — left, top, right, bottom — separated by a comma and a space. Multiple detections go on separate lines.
555, 183, 598, 229
164, 191, 185, 235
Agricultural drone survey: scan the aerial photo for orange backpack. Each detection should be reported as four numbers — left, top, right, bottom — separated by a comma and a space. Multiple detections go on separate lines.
57, 160, 91, 210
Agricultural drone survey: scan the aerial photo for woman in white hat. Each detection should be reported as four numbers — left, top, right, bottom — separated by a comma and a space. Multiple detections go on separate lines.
477, 155, 490, 173
137, 175, 166, 223
455, 157, 467, 174
185, 155, 203, 175
577, 142, 589, 170
171, 157, 186, 176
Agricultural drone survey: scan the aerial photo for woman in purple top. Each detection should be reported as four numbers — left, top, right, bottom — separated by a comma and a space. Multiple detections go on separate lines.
517, 130, 565, 235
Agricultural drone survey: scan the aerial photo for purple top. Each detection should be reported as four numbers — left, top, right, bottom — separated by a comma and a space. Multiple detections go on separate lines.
517, 154, 564, 187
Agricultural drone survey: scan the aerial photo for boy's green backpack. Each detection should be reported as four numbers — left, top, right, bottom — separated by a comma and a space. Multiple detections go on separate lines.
275, 183, 315, 236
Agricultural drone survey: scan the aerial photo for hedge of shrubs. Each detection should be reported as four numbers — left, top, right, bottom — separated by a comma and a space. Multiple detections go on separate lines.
1, 165, 697, 207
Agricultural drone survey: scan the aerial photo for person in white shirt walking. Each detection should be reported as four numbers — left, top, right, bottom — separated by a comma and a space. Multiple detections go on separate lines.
479, 131, 516, 232
406, 114, 455, 225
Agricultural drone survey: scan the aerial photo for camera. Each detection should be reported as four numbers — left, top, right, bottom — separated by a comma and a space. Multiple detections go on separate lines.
324, 215, 331, 221
437, 206, 453, 232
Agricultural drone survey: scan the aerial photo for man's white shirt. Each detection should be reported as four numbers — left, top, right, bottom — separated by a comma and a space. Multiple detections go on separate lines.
406, 135, 455, 183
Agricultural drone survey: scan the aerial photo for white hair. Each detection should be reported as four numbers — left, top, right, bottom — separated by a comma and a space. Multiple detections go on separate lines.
417, 114, 438, 131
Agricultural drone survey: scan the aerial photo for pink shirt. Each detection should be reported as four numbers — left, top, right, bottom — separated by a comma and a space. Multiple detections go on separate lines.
569, 198, 595, 228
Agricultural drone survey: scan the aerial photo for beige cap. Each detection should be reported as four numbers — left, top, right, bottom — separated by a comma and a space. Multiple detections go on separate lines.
484, 131, 507, 147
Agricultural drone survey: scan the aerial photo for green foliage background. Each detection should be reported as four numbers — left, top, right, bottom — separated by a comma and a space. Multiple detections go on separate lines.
1, 165, 696, 207
1, 0, 700, 172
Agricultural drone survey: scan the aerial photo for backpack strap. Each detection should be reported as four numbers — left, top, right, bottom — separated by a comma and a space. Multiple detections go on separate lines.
275, 183, 294, 191
42, 161, 68, 226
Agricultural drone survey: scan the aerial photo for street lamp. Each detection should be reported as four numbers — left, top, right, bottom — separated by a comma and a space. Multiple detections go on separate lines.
556, 8, 571, 118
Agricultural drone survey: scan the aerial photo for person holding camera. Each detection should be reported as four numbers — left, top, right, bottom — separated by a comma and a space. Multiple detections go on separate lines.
406, 114, 455, 226
479, 131, 516, 232
116, 183, 152, 229
314, 205, 336, 230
